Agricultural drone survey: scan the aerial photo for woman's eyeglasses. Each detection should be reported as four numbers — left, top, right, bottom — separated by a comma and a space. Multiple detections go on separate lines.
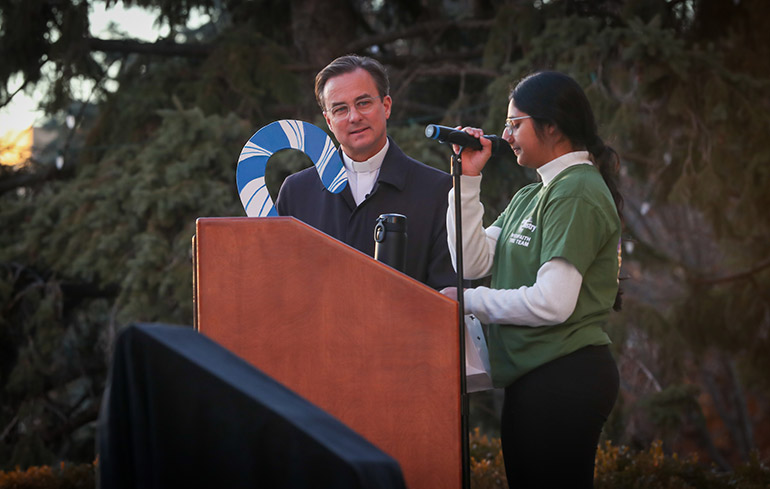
504, 115, 532, 134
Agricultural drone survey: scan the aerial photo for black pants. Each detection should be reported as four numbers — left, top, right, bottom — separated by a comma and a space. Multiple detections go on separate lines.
500, 345, 619, 489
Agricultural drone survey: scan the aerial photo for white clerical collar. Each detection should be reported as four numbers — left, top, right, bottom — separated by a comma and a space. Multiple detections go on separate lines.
342, 139, 390, 174
537, 151, 592, 186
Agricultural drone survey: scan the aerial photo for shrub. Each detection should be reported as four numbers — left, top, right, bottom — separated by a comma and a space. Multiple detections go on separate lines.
0, 461, 95, 489
2, 439, 768, 489
470, 431, 770, 489
469, 427, 508, 488
594, 439, 715, 488
594, 439, 770, 489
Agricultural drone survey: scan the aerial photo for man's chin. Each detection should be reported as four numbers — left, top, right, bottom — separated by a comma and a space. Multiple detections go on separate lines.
344, 135, 373, 150
342, 142, 378, 160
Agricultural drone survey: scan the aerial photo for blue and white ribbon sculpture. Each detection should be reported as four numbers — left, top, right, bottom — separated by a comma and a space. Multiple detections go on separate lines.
236, 119, 347, 217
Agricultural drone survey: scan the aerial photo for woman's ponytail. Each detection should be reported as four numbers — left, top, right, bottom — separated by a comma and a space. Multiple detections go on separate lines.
589, 136, 624, 311
589, 136, 623, 221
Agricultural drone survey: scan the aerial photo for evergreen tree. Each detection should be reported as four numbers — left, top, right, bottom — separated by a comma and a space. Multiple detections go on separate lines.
1, 0, 768, 469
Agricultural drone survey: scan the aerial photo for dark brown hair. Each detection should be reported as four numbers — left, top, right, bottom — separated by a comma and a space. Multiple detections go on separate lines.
315, 55, 390, 110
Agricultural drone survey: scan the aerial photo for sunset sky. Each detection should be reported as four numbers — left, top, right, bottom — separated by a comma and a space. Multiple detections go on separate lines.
0, 127, 32, 166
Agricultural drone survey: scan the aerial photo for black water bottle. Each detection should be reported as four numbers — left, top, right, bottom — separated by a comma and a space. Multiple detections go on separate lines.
374, 213, 407, 273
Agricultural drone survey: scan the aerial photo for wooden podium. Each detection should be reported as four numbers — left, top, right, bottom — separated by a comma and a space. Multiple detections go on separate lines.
193, 217, 462, 489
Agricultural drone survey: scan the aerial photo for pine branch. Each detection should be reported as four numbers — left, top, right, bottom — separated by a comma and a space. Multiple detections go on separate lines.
43, 402, 101, 443
0, 165, 59, 196
85, 37, 212, 58
405, 64, 499, 78
0, 415, 18, 443
282, 50, 489, 74
694, 258, 770, 286
344, 18, 495, 53
377, 50, 487, 68
0, 78, 32, 110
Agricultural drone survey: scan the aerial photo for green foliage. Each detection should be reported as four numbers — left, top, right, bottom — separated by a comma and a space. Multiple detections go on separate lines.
5, 108, 248, 324
0, 108, 249, 468
0, 0, 92, 108
0, 261, 108, 468
640, 385, 702, 440
194, 27, 306, 122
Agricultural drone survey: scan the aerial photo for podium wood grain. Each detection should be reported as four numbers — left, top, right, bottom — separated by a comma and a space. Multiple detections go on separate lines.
194, 217, 461, 489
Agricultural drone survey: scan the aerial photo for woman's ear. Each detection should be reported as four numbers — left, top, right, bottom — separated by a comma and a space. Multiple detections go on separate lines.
545, 123, 575, 152
544, 123, 562, 143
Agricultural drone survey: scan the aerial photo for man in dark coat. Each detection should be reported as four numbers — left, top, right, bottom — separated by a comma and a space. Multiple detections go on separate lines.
276, 55, 456, 290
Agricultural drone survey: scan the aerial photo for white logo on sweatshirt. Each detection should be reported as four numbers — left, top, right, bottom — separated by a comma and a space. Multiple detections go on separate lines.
509, 218, 536, 247
519, 218, 536, 232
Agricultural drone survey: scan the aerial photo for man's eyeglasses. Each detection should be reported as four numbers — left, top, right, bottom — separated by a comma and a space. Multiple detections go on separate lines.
504, 115, 532, 134
325, 96, 381, 121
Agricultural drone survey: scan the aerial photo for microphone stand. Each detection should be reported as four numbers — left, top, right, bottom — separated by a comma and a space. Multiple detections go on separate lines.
450, 147, 471, 489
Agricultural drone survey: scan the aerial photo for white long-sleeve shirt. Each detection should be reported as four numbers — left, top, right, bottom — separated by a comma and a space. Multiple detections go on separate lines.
446, 153, 593, 326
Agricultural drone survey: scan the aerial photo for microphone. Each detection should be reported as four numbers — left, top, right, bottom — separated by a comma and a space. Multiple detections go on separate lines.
424, 124, 513, 158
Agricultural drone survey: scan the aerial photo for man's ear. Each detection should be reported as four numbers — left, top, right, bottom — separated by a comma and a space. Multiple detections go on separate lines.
382, 95, 392, 119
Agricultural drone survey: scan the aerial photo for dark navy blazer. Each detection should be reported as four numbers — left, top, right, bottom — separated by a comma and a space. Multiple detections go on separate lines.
275, 138, 457, 290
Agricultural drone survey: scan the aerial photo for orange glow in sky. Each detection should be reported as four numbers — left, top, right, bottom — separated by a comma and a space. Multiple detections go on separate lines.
0, 127, 33, 166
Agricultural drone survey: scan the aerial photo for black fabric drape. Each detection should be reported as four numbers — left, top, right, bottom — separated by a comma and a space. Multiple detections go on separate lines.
98, 323, 407, 489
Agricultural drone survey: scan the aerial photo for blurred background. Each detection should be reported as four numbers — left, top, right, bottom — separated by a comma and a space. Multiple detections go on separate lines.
1, 0, 769, 475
